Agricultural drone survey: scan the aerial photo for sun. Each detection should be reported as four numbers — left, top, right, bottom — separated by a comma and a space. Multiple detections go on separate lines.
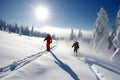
34, 6, 49, 21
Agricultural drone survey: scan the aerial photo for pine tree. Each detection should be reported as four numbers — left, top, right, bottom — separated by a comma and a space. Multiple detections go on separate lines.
52, 34, 56, 40
78, 29, 82, 39
30, 26, 34, 37
14, 22, 18, 33
109, 9, 120, 50
5, 27, 9, 33
19, 26, 23, 36
0, 19, 6, 31
6, 24, 11, 33
70, 29, 74, 40
90, 7, 109, 52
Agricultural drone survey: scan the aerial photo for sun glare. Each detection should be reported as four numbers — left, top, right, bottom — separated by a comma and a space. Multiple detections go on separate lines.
34, 6, 49, 21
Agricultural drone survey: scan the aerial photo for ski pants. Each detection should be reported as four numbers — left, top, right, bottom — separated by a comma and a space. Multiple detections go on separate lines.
46, 42, 50, 51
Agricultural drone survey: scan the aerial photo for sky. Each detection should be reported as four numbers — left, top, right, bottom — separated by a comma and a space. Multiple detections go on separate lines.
0, 0, 120, 31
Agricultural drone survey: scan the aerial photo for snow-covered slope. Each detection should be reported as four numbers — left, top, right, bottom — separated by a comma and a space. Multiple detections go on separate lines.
0, 31, 120, 80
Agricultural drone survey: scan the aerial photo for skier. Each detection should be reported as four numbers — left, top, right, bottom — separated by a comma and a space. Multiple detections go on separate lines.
44, 34, 52, 51
72, 41, 79, 56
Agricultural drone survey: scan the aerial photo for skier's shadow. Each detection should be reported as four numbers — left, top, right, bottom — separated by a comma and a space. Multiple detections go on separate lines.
49, 51, 80, 80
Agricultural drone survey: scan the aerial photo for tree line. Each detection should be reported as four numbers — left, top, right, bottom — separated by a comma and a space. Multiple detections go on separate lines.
70, 28, 82, 40
0, 19, 63, 40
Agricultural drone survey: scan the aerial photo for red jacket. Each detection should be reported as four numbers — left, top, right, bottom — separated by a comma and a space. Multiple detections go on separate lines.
44, 35, 52, 44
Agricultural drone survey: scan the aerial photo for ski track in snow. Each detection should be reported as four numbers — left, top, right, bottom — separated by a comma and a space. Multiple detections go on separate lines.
76, 55, 120, 80
0, 46, 56, 79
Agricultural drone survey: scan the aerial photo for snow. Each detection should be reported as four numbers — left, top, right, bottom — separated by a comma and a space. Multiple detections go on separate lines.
0, 31, 120, 80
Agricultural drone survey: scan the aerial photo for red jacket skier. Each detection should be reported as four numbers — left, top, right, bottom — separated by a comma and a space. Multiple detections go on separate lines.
44, 34, 52, 51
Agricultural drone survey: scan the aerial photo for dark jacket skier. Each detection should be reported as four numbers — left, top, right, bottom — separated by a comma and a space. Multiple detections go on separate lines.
72, 41, 79, 56
44, 34, 52, 51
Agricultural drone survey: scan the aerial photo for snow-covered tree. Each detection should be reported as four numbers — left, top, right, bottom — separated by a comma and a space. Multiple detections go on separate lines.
109, 9, 120, 50
52, 34, 56, 40
70, 29, 76, 40
5, 27, 9, 33
19, 26, 23, 36
0, 19, 6, 31
6, 24, 11, 33
70, 29, 74, 40
90, 7, 109, 52
112, 28, 120, 48
111, 9, 120, 64
14, 22, 18, 33
30, 26, 34, 37
2, 26, 4, 31
111, 27, 120, 65
78, 29, 82, 39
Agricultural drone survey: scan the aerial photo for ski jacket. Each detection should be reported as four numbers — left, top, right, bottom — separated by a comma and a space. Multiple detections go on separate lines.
44, 35, 52, 44
72, 41, 79, 49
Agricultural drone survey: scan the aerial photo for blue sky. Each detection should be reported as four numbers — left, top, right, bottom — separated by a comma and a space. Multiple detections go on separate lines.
0, 0, 120, 31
